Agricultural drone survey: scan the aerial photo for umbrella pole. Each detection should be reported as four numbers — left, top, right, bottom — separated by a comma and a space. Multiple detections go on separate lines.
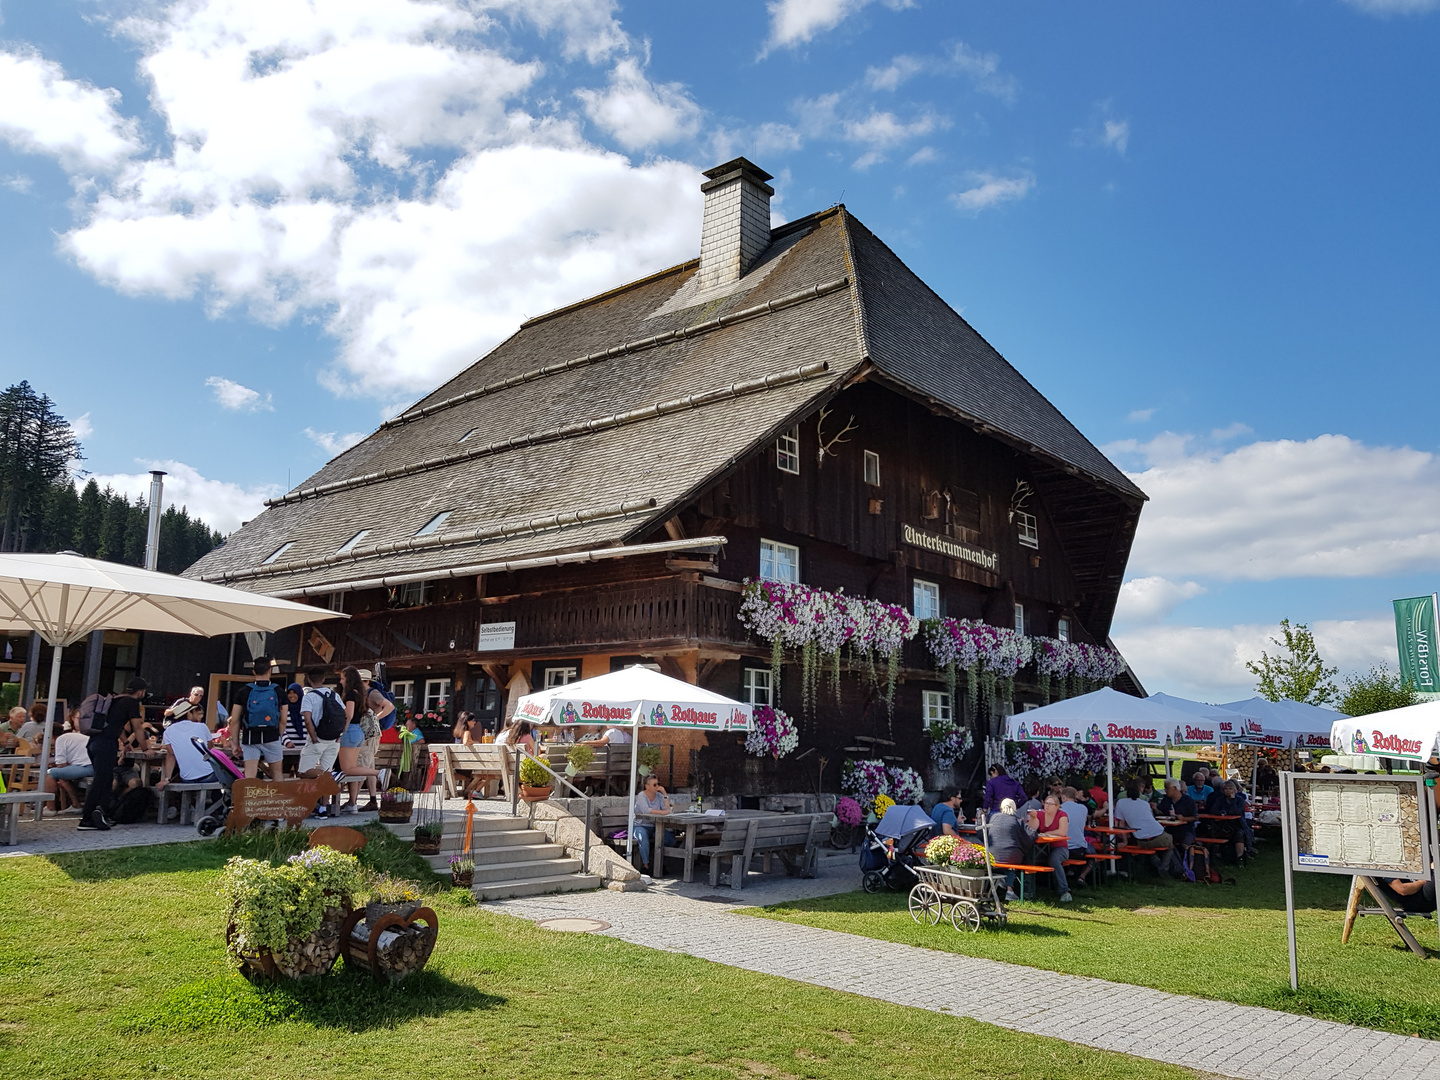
625, 718, 641, 866
35, 642, 62, 820
1106, 743, 1114, 828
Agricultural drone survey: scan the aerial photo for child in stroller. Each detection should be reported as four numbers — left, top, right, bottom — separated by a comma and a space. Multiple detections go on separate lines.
860, 804, 937, 893
192, 737, 245, 836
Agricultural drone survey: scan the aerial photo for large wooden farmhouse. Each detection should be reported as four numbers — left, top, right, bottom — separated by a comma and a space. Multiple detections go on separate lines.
187, 159, 1146, 795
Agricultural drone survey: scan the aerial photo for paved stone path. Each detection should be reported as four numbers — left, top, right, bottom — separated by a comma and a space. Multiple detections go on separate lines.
490, 877, 1440, 1080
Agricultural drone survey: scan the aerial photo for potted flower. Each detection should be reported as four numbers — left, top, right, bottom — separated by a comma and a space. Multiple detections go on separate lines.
413, 820, 444, 855
378, 788, 414, 824
637, 744, 662, 778
565, 743, 595, 777
920, 835, 993, 898
518, 756, 553, 801
364, 873, 424, 923
221, 848, 362, 980
871, 793, 895, 823
448, 855, 474, 889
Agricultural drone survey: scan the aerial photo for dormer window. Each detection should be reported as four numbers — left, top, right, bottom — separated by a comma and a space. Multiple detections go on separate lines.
416, 511, 452, 537
260, 541, 294, 566
863, 450, 880, 487
459, 428, 479, 443
776, 427, 800, 475
336, 529, 369, 554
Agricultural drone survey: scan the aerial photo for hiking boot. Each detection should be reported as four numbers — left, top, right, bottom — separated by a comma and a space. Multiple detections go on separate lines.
78, 816, 111, 832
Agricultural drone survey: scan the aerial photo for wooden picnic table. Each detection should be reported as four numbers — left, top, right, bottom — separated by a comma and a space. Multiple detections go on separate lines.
646, 809, 782, 881
1197, 813, 1241, 821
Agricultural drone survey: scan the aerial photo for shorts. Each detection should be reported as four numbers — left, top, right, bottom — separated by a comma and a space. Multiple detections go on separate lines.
49, 764, 94, 782
242, 740, 284, 764
339, 723, 365, 749
298, 739, 339, 773
356, 734, 380, 770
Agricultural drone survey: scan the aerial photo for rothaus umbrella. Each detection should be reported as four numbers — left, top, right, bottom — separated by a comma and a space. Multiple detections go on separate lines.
514, 666, 751, 863
0, 552, 345, 814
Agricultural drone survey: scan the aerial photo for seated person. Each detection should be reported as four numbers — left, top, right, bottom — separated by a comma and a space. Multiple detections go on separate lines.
1028, 793, 1076, 902
48, 725, 93, 813
1381, 876, 1437, 915
1185, 768, 1213, 805
1084, 774, 1109, 810
1114, 779, 1180, 876
985, 798, 1039, 902
929, 786, 964, 836
1157, 779, 1199, 852
1205, 780, 1249, 862
0, 706, 26, 750
581, 724, 633, 747
19, 702, 48, 744
1018, 781, 1045, 815
164, 686, 205, 726
156, 701, 220, 791
1060, 786, 1095, 887
631, 773, 675, 874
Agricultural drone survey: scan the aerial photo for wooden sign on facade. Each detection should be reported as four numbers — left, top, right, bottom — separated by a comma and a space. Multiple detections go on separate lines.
308, 627, 335, 664
226, 776, 340, 833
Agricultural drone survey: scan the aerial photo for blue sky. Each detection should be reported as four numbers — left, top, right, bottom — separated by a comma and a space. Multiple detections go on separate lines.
2, 0, 1438, 700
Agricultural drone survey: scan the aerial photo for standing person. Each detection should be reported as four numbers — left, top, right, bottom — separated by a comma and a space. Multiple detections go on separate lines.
47, 724, 93, 813
230, 657, 285, 781
356, 687, 395, 808
298, 668, 346, 778
281, 683, 309, 753
156, 701, 219, 790
79, 677, 148, 832
335, 666, 378, 814
982, 764, 1028, 814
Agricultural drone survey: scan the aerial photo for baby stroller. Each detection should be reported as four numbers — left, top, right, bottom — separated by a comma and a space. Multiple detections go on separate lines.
860, 805, 936, 893
193, 737, 245, 836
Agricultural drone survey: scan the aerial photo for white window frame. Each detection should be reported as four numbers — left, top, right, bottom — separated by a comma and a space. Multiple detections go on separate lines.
743, 667, 773, 707
336, 529, 370, 554
1056, 617, 1071, 643
912, 579, 940, 621
423, 679, 448, 711
776, 427, 800, 475
863, 450, 880, 487
1014, 603, 1026, 635
394, 580, 433, 607
416, 511, 452, 537
759, 539, 801, 584
543, 666, 579, 689
1022, 702, 1039, 712
1016, 510, 1038, 549
260, 541, 294, 566
389, 680, 414, 707
922, 690, 952, 730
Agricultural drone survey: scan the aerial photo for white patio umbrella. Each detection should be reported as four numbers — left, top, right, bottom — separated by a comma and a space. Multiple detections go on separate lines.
1004, 687, 1201, 825
1329, 700, 1440, 764
514, 666, 752, 862
0, 552, 346, 813
1219, 697, 1347, 756
1148, 692, 1266, 786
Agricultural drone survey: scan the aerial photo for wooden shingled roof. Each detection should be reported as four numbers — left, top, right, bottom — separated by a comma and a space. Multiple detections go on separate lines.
186, 205, 1145, 626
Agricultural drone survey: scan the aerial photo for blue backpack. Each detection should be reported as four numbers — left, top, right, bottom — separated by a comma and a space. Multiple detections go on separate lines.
243, 681, 281, 731
371, 679, 398, 730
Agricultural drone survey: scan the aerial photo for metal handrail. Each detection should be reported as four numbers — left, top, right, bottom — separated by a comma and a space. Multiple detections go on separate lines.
510, 745, 593, 875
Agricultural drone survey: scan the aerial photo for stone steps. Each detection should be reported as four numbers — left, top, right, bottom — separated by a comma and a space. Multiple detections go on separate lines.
387, 814, 600, 901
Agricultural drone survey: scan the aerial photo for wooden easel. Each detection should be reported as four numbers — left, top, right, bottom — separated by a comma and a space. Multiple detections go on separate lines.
1340, 875, 1429, 957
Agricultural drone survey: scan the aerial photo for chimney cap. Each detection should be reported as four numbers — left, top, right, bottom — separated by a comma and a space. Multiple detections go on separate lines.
701, 157, 774, 196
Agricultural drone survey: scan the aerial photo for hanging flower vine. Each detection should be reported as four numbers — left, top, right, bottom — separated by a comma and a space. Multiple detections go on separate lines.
744, 706, 799, 759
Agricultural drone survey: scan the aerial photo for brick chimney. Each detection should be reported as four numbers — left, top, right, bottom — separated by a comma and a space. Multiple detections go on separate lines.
697, 157, 774, 290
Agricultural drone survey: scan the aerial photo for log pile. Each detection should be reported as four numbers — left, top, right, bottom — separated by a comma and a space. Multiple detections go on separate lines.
339, 905, 438, 982
230, 905, 349, 980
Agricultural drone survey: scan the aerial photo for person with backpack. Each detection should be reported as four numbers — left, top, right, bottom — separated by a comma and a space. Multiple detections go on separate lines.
230, 657, 285, 780
78, 677, 149, 832
335, 665, 380, 814
298, 667, 346, 777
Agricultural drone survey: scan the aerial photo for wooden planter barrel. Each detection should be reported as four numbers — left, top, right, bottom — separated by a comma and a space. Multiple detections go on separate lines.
339, 904, 439, 982
227, 903, 350, 980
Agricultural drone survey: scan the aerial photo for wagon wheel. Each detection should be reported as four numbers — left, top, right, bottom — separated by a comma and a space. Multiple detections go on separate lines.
829, 822, 857, 850
950, 899, 981, 933
908, 884, 942, 926
862, 871, 885, 894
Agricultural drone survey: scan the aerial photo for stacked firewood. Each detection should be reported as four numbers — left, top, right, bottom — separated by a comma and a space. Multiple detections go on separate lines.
343, 907, 438, 982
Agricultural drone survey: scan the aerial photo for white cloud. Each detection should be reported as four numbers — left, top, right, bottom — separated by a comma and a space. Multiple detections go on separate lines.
950, 170, 1034, 212
1127, 407, 1155, 423
205, 376, 273, 412
950, 42, 1017, 103
576, 57, 701, 150
303, 427, 367, 457
1343, 0, 1438, 13
1115, 618, 1393, 703
15, 0, 707, 401
1115, 576, 1207, 624
906, 146, 937, 166
1121, 433, 1440, 581
864, 43, 1015, 101
764, 0, 915, 52
1101, 118, 1130, 154
2, 173, 33, 193
865, 54, 928, 92
0, 49, 142, 171
87, 459, 280, 534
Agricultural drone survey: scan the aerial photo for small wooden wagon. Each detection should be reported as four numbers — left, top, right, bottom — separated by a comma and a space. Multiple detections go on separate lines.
909, 864, 1008, 932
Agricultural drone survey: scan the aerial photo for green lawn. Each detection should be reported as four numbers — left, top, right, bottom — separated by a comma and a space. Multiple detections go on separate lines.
0, 830, 1212, 1080
751, 850, 1440, 1038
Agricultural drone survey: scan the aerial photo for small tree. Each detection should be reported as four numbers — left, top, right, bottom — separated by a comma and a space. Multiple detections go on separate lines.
1246, 619, 1339, 705
1340, 664, 1419, 717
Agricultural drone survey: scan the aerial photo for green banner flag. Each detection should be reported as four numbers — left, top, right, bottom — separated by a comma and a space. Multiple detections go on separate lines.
1393, 594, 1440, 695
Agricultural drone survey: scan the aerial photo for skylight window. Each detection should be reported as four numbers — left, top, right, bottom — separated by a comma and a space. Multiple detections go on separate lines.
416, 511, 452, 537
260, 541, 294, 566
336, 529, 370, 554
459, 428, 479, 443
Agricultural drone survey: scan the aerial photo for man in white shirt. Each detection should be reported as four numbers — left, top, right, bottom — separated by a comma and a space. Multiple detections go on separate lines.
1060, 786, 1095, 887
156, 702, 219, 787
1114, 779, 1179, 877
581, 725, 632, 746
47, 728, 94, 813
298, 668, 344, 777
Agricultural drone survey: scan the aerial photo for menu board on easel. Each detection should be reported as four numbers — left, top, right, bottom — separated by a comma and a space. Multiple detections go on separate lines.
1288, 774, 1430, 879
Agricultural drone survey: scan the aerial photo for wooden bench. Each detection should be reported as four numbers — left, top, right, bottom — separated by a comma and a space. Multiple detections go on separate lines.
442, 744, 516, 798
544, 744, 635, 795
1, 791, 54, 844
156, 781, 223, 825
677, 813, 830, 890
678, 817, 755, 889
991, 861, 1053, 901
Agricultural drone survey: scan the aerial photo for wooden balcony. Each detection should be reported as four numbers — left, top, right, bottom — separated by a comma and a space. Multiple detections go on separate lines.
320, 578, 747, 667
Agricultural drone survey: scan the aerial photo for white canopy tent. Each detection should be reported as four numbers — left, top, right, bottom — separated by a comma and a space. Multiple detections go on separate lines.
0, 552, 344, 814
513, 666, 752, 861
1329, 700, 1440, 764
1003, 687, 1204, 825
1219, 697, 1347, 753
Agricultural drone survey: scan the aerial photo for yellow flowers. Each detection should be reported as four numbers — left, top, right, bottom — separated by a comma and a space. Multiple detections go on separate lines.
872, 794, 895, 819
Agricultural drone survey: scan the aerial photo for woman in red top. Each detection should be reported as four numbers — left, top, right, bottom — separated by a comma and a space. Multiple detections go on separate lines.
1029, 794, 1077, 903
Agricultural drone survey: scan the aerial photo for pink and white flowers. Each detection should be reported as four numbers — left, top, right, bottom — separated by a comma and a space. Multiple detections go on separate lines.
744, 706, 799, 759
888, 765, 925, 805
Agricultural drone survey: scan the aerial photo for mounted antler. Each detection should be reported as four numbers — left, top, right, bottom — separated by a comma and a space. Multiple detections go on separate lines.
816, 406, 858, 468
1008, 479, 1034, 522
